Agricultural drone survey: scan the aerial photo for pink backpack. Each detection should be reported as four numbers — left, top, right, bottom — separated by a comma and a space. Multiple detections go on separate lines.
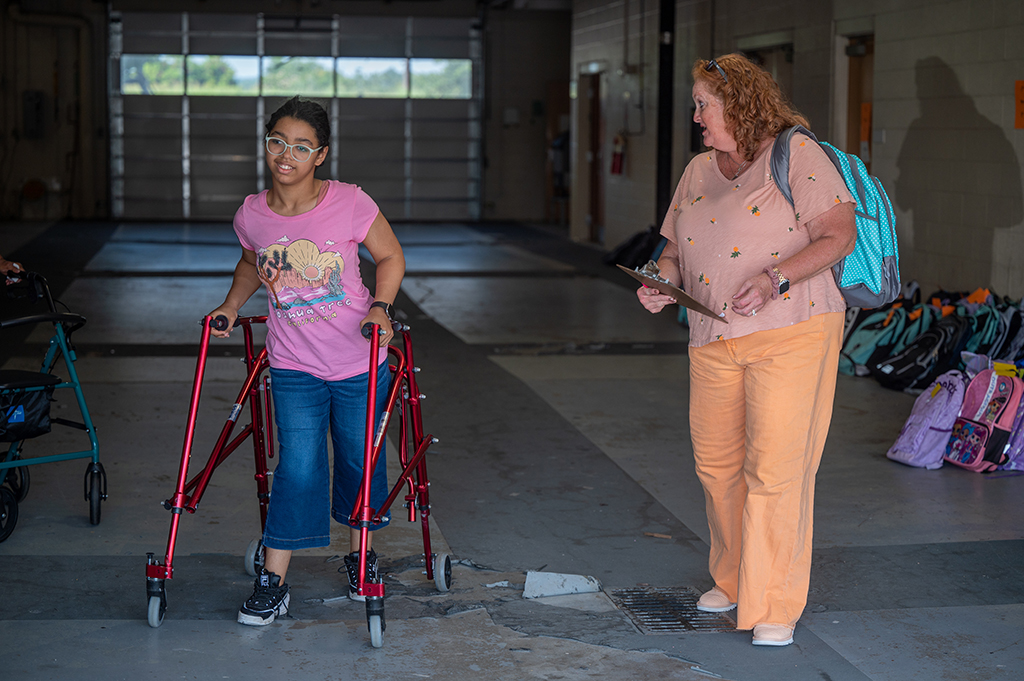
997, 396, 1024, 472
943, 369, 1024, 472
886, 370, 966, 469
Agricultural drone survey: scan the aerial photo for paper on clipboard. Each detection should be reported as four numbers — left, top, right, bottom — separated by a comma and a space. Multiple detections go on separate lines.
618, 264, 728, 323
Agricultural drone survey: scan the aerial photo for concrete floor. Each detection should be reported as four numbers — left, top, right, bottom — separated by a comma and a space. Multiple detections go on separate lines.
1, 219, 1022, 681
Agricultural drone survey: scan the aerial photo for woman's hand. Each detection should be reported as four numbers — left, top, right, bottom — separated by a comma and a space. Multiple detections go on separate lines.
360, 305, 394, 345
636, 285, 677, 313
207, 306, 239, 339
731, 273, 773, 317
0, 254, 23, 284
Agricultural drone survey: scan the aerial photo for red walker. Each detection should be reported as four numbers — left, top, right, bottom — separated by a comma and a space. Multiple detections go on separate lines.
145, 314, 448, 648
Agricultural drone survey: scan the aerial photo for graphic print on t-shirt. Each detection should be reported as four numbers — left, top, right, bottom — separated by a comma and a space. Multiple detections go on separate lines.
256, 237, 348, 317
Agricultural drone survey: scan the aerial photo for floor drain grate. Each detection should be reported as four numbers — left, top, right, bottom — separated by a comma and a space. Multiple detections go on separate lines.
609, 586, 737, 634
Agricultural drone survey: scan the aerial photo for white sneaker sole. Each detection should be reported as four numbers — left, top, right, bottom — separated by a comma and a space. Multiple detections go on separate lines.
237, 592, 290, 626
752, 636, 794, 647
752, 625, 794, 646
696, 602, 736, 613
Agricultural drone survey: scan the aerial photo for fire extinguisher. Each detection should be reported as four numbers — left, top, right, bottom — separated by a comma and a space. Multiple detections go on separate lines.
610, 133, 625, 175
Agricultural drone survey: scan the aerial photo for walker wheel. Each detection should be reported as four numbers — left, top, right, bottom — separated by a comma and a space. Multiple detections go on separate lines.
84, 462, 106, 526
89, 474, 102, 525
147, 595, 166, 628
244, 538, 265, 577
368, 614, 383, 648
433, 552, 452, 592
5, 465, 29, 502
0, 487, 18, 543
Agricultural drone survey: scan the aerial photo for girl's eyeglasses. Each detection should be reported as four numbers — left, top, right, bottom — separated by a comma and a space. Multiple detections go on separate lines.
705, 59, 728, 84
265, 136, 323, 162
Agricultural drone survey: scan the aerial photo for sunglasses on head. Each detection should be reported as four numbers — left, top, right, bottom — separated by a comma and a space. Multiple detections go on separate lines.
705, 59, 728, 83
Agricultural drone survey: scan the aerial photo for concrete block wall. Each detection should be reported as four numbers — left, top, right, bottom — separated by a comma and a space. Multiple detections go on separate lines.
570, 0, 660, 247
851, 0, 1024, 297
570, 0, 838, 251
570, 0, 1024, 298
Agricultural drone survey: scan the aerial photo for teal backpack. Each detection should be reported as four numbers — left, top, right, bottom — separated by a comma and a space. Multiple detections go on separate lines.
840, 305, 908, 376
963, 303, 1001, 355
892, 304, 936, 356
770, 125, 900, 309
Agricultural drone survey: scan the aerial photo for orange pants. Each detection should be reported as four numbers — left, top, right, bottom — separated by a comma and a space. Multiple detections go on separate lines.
688, 312, 843, 630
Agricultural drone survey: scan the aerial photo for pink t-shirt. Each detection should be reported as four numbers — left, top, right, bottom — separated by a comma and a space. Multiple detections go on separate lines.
233, 180, 386, 381
660, 133, 853, 347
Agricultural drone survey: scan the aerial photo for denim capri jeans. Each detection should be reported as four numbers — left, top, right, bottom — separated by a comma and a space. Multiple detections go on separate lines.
262, 361, 391, 550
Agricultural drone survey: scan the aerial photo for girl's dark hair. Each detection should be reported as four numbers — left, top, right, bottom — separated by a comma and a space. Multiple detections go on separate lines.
265, 96, 331, 150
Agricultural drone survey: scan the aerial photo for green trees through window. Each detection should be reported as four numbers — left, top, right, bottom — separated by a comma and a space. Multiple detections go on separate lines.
410, 59, 472, 99
337, 58, 407, 98
262, 57, 334, 97
121, 55, 184, 95
120, 55, 472, 99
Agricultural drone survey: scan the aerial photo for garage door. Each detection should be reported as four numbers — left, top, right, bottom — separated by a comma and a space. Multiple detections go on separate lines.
109, 11, 482, 221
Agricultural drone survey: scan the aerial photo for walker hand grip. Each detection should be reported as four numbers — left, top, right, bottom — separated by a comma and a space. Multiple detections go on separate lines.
361, 322, 384, 340
211, 315, 230, 331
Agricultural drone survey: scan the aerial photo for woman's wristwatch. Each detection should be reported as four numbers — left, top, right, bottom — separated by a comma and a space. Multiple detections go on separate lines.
370, 300, 393, 319
763, 266, 790, 299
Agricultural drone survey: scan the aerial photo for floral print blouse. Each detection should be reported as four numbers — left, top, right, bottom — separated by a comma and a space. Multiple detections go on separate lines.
660, 132, 854, 347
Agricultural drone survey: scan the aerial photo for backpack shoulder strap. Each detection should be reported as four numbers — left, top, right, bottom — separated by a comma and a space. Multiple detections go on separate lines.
770, 124, 817, 207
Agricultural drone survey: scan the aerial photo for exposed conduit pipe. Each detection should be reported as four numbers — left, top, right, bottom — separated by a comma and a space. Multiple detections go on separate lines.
709, 0, 716, 57
8, 2, 95, 218
621, 0, 646, 137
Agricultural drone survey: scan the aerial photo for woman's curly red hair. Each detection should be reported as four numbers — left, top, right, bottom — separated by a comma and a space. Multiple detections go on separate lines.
692, 53, 809, 162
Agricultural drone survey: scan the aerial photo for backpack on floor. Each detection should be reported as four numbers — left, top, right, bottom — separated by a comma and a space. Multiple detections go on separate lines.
1002, 308, 1024, 361
603, 224, 662, 269
891, 304, 935, 356
771, 126, 900, 308
963, 303, 1001, 356
886, 370, 966, 469
842, 306, 870, 346
872, 312, 972, 392
943, 369, 1024, 472
990, 305, 1024, 361
839, 305, 906, 376
998, 395, 1024, 472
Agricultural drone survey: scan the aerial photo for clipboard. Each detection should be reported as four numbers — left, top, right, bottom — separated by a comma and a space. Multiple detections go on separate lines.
618, 264, 728, 323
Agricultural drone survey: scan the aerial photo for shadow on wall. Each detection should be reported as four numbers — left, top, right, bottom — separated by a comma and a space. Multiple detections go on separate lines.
895, 56, 1023, 291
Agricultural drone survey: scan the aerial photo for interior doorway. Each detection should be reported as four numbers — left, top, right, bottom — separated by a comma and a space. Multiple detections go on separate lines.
545, 80, 571, 226
844, 35, 875, 171
744, 44, 794, 102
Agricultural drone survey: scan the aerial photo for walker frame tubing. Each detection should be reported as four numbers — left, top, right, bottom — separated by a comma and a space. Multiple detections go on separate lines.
2, 304, 100, 471
147, 316, 436, 590
354, 323, 438, 599
374, 327, 436, 577
147, 315, 271, 581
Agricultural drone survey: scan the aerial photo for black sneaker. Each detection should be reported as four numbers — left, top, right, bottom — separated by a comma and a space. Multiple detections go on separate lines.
237, 569, 290, 626
342, 549, 379, 602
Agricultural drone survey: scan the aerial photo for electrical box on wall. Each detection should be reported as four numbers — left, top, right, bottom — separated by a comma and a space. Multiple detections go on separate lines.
23, 90, 45, 139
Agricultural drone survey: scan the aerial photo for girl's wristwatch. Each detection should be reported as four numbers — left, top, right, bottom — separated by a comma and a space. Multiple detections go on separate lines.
370, 301, 393, 319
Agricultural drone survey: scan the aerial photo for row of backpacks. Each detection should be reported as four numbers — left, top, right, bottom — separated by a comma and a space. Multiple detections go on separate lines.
840, 283, 1024, 393
886, 365, 1024, 473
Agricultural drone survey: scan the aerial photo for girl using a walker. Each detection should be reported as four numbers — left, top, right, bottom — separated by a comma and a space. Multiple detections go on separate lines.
208, 95, 405, 626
